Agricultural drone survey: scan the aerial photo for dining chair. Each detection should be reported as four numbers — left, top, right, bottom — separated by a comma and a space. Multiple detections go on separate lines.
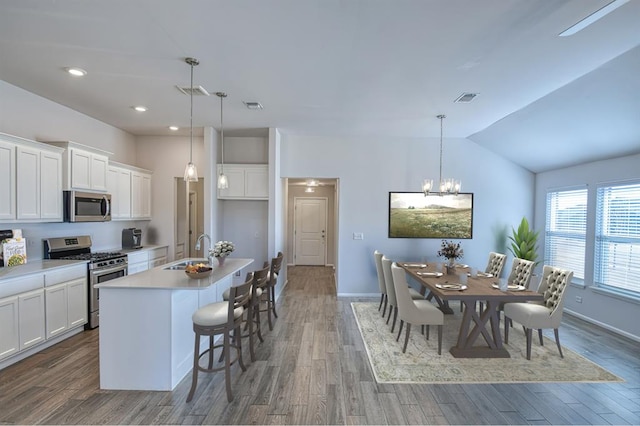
507, 257, 536, 289
186, 276, 252, 403
381, 256, 423, 333
391, 263, 443, 354
486, 252, 507, 277
374, 250, 388, 316
471, 251, 508, 312
504, 265, 573, 360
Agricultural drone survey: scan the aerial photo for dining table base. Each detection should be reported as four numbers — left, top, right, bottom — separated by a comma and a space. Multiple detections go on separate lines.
449, 299, 511, 358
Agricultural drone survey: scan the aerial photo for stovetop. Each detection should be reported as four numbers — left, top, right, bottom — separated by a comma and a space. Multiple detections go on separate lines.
59, 252, 126, 262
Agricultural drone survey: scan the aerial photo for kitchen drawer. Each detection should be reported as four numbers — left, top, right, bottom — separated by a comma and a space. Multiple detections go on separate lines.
127, 251, 148, 264
149, 247, 168, 261
45, 264, 86, 287
0, 274, 44, 299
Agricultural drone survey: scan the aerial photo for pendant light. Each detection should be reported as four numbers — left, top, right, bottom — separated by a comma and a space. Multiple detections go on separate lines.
422, 114, 461, 196
216, 91, 229, 189
183, 57, 199, 182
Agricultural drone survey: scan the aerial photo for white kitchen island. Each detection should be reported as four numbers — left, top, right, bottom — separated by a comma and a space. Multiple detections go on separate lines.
96, 257, 253, 391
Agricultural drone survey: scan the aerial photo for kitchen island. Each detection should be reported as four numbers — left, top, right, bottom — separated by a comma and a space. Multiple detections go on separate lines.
96, 257, 253, 391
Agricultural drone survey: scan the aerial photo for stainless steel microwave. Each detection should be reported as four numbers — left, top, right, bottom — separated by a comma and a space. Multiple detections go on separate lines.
63, 191, 111, 222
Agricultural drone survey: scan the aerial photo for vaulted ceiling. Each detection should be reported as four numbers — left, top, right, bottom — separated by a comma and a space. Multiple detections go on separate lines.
1, 0, 639, 172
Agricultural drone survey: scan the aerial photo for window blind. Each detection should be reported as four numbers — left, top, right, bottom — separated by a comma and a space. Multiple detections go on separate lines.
595, 183, 640, 294
545, 188, 587, 280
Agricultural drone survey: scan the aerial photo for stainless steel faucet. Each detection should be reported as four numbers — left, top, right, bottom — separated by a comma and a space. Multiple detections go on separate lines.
195, 233, 213, 265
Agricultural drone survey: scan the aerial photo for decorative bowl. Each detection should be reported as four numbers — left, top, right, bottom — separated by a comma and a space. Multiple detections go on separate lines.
184, 267, 213, 279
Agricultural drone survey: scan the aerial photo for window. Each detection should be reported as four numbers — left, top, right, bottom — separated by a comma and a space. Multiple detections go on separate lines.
545, 188, 587, 281
595, 182, 640, 295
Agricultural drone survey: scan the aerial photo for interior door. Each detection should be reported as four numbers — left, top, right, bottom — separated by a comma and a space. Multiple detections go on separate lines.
294, 197, 327, 265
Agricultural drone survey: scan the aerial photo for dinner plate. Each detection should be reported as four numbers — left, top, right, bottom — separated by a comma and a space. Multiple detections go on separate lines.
456, 264, 469, 268
404, 263, 427, 268
417, 271, 443, 277
491, 283, 526, 291
468, 272, 493, 278
435, 283, 467, 291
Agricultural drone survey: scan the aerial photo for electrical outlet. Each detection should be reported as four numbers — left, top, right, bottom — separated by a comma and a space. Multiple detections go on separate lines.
235, 271, 241, 277
575, 296, 583, 303
353, 232, 364, 240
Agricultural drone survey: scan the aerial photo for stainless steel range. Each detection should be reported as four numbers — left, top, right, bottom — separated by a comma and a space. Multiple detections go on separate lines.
44, 235, 127, 329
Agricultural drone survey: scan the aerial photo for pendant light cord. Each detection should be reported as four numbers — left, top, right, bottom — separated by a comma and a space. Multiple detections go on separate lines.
189, 61, 194, 163
437, 114, 445, 189
220, 93, 224, 171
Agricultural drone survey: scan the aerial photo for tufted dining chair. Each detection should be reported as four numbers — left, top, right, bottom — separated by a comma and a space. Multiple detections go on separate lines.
381, 256, 424, 333
391, 263, 444, 354
507, 257, 536, 289
504, 265, 573, 360
485, 252, 507, 277
470, 251, 509, 313
374, 250, 388, 316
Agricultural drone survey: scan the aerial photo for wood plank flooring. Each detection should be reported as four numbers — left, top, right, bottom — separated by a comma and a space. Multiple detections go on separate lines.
1, 265, 639, 424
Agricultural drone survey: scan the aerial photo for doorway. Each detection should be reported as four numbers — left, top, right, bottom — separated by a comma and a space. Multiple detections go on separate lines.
175, 178, 204, 260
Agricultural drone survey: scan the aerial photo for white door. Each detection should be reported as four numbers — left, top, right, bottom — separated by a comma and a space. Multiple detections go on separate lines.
294, 198, 327, 265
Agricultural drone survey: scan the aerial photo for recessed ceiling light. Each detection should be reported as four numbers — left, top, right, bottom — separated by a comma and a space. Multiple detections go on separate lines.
133, 106, 148, 112
169, 126, 179, 131
65, 67, 87, 77
243, 101, 263, 110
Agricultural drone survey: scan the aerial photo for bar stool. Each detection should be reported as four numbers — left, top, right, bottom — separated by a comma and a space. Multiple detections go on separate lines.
222, 265, 269, 361
263, 252, 283, 330
186, 276, 252, 403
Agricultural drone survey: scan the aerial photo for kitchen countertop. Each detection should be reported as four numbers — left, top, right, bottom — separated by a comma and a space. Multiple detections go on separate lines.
95, 257, 253, 290
104, 245, 167, 254
0, 259, 88, 280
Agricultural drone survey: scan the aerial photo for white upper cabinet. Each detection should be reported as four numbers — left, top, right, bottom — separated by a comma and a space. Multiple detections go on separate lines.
108, 161, 152, 220
0, 140, 16, 220
217, 164, 268, 200
43, 141, 112, 192
0, 132, 63, 223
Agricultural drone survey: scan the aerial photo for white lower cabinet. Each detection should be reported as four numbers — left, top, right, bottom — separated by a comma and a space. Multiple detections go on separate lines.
0, 296, 19, 361
127, 251, 149, 275
149, 247, 168, 269
45, 283, 68, 338
67, 278, 88, 328
18, 289, 45, 350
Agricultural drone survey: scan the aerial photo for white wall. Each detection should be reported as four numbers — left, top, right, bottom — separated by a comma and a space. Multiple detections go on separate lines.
0, 81, 147, 258
280, 134, 534, 295
535, 152, 640, 340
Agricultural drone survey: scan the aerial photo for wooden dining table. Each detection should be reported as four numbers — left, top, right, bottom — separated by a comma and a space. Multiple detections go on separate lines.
398, 261, 543, 358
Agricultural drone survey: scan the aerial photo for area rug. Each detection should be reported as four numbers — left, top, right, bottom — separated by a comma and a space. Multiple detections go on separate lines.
351, 302, 623, 384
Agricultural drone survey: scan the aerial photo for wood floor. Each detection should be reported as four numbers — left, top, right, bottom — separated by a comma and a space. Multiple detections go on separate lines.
1, 265, 639, 425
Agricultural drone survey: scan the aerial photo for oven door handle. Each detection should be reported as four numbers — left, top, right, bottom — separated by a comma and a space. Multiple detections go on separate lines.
90, 264, 127, 278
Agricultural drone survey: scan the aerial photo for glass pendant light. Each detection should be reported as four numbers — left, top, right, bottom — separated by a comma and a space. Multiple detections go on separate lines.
422, 114, 461, 196
183, 57, 199, 182
216, 92, 229, 189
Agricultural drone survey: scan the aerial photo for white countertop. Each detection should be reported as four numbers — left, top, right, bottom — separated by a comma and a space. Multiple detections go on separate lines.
95, 257, 253, 290
0, 259, 88, 280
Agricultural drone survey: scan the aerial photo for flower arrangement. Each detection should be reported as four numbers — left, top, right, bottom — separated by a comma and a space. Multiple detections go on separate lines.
437, 240, 463, 262
210, 240, 234, 258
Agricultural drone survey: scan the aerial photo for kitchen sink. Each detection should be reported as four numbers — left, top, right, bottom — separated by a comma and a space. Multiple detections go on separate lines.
163, 259, 208, 270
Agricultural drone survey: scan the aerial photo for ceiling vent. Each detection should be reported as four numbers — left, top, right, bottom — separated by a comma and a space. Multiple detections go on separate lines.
454, 92, 478, 103
176, 85, 210, 96
243, 101, 263, 110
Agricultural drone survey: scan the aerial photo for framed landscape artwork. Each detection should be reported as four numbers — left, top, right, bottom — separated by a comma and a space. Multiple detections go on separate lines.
388, 192, 473, 239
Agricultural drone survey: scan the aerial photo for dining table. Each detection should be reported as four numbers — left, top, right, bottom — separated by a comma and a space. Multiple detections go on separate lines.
398, 261, 543, 358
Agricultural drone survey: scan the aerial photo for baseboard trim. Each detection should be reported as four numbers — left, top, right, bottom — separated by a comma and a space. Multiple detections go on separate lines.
564, 308, 640, 343
337, 293, 379, 298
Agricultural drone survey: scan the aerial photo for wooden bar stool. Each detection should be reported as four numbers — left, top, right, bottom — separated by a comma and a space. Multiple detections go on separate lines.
263, 252, 283, 330
222, 265, 269, 361
186, 276, 252, 403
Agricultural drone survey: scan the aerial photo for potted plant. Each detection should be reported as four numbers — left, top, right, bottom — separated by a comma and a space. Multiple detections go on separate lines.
508, 217, 539, 263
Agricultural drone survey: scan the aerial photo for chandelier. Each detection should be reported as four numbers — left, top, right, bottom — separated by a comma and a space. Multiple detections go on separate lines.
422, 114, 461, 196
216, 92, 229, 189
183, 57, 199, 182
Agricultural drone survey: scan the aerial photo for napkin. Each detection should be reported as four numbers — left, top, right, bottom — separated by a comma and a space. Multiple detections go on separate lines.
404, 263, 427, 268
